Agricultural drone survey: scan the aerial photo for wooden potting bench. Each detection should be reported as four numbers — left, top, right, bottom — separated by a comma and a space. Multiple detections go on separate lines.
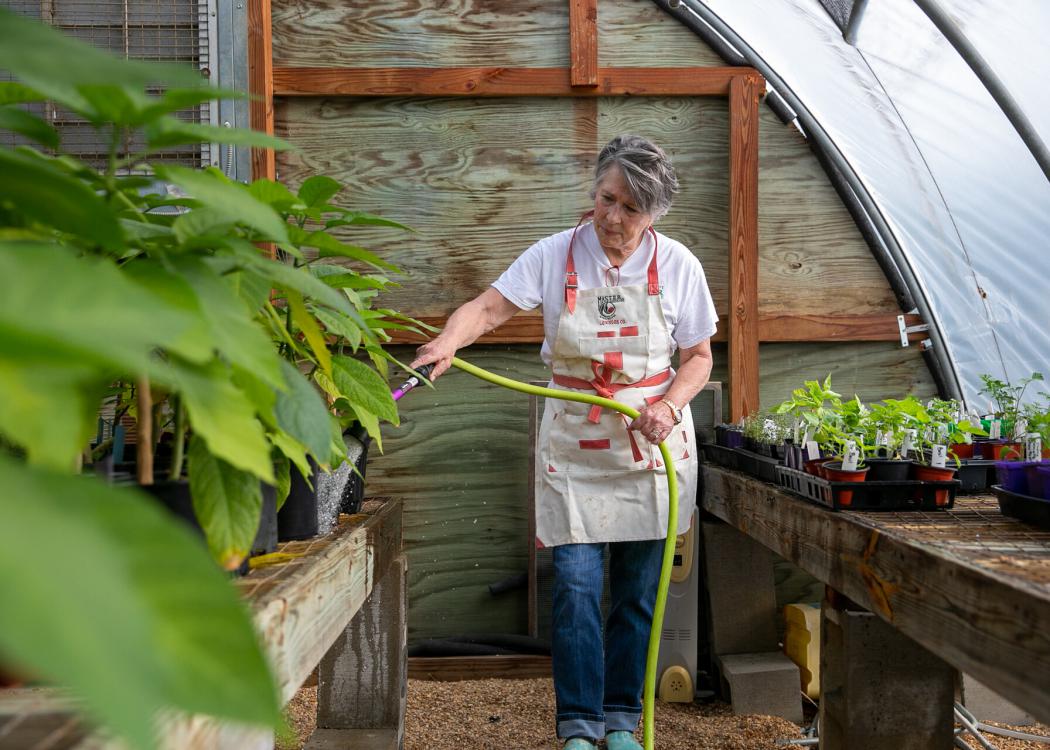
0, 497, 406, 750
702, 465, 1050, 747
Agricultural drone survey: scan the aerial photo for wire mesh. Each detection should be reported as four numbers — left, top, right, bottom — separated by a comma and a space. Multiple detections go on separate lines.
858, 496, 1050, 589
0, 0, 213, 168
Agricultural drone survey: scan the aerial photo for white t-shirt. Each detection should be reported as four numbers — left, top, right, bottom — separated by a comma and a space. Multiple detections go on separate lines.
492, 223, 718, 365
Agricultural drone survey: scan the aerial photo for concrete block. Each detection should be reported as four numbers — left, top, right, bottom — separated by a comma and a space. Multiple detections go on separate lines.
820, 600, 954, 750
702, 521, 780, 656
962, 674, 1034, 726
717, 651, 803, 723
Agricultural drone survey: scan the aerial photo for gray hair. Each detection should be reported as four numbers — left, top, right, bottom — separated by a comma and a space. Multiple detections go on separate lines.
590, 134, 679, 221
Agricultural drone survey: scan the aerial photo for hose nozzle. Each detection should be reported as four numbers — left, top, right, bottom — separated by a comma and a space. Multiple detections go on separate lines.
391, 364, 434, 401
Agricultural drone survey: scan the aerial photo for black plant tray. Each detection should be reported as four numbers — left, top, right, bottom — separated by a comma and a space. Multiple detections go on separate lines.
992, 484, 1050, 528
700, 442, 740, 472
776, 466, 960, 511
735, 448, 781, 483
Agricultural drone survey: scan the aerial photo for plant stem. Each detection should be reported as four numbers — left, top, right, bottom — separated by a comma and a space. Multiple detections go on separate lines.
169, 396, 186, 482
136, 375, 154, 486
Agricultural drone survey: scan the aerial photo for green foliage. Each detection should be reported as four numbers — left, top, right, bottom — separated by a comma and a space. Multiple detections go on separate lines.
0, 9, 428, 747
978, 371, 1045, 430
0, 456, 279, 749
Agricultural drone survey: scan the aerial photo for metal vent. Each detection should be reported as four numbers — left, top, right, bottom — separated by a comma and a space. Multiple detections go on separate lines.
1, 0, 216, 168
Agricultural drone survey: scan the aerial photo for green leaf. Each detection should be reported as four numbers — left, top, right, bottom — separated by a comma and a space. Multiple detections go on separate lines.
188, 435, 264, 569
167, 359, 275, 483
146, 118, 294, 152
272, 451, 291, 511
325, 211, 412, 232
172, 256, 283, 389
0, 242, 198, 372
0, 81, 46, 106
269, 429, 312, 487
298, 176, 342, 208
294, 228, 398, 272
0, 361, 106, 470
157, 166, 289, 245
0, 9, 206, 114
0, 105, 59, 148
0, 149, 123, 250
289, 290, 332, 376
76, 84, 149, 125
224, 248, 356, 316
351, 406, 383, 452
313, 307, 363, 352
0, 458, 279, 749
172, 206, 237, 246
275, 360, 335, 463
135, 87, 246, 124
332, 355, 398, 426
248, 179, 304, 211
120, 260, 215, 364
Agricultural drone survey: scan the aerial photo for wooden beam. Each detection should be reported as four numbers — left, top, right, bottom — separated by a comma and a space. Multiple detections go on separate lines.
758, 313, 926, 343
272, 67, 741, 97
728, 74, 761, 421
702, 466, 1050, 725
408, 655, 552, 681
569, 0, 599, 87
383, 313, 922, 345
247, 0, 275, 182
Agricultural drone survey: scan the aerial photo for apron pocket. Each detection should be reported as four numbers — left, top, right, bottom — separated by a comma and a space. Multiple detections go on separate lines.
547, 413, 652, 473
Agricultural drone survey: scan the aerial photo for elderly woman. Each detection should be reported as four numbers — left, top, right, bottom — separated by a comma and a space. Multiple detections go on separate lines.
411, 134, 717, 750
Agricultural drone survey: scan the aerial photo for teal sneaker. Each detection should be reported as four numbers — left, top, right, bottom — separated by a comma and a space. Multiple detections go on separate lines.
605, 731, 643, 750
564, 738, 597, 750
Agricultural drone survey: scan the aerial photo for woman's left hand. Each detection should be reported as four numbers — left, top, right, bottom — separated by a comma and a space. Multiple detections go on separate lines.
629, 402, 675, 445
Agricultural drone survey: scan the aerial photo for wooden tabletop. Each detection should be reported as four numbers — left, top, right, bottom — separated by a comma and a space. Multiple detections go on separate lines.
702, 465, 1050, 725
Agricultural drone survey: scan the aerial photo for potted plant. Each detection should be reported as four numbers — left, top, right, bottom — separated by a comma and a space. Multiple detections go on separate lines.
862, 398, 924, 481
773, 375, 842, 474
910, 421, 961, 506
819, 428, 869, 507
977, 372, 1044, 458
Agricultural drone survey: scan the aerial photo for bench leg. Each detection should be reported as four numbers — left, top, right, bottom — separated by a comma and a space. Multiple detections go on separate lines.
316, 554, 407, 748
820, 590, 954, 750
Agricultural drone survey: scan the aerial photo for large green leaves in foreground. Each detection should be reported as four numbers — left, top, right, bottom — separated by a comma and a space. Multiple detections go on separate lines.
0, 456, 280, 749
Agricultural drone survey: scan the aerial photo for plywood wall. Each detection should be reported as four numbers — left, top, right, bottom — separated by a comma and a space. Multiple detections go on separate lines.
271, 0, 934, 640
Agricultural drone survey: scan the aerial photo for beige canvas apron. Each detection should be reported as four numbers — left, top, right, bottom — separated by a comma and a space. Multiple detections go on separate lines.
535, 214, 698, 547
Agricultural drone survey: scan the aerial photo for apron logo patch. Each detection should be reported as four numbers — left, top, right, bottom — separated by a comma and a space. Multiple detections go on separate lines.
597, 293, 625, 320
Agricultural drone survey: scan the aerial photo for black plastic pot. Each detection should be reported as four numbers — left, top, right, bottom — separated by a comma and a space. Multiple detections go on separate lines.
277, 458, 320, 541
143, 480, 200, 536
864, 458, 913, 482
253, 484, 278, 556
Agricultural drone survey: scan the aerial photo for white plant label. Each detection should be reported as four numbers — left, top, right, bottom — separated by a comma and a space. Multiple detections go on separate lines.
802, 427, 814, 446
989, 419, 1001, 440
1014, 418, 1028, 441
805, 440, 820, 462
842, 440, 859, 472
902, 429, 917, 458
931, 444, 947, 469
1026, 433, 1042, 462
875, 430, 888, 447
793, 419, 802, 444
936, 423, 949, 443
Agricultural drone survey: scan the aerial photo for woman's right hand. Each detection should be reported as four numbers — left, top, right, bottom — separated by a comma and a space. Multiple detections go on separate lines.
410, 336, 457, 381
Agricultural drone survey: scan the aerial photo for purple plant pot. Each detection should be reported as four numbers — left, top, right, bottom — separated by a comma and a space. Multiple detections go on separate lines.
1025, 461, 1050, 499
1038, 466, 1050, 501
724, 430, 744, 449
996, 460, 1035, 495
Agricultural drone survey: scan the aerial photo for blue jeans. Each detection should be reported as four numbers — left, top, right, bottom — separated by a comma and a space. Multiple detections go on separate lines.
551, 539, 664, 741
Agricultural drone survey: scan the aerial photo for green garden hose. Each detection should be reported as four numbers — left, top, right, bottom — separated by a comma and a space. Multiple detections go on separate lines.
449, 356, 678, 750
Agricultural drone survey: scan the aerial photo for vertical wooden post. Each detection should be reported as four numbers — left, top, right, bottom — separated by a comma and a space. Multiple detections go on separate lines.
247, 0, 275, 183
316, 556, 408, 746
569, 0, 598, 87
728, 74, 760, 421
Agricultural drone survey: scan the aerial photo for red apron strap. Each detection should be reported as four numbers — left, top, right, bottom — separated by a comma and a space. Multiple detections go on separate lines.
565, 210, 593, 315
646, 225, 660, 296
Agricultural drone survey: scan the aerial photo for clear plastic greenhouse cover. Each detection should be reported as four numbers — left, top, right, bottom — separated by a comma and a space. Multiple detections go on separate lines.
693, 0, 1050, 409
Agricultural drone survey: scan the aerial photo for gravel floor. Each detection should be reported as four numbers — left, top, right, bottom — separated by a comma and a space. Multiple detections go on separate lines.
278, 678, 1050, 750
